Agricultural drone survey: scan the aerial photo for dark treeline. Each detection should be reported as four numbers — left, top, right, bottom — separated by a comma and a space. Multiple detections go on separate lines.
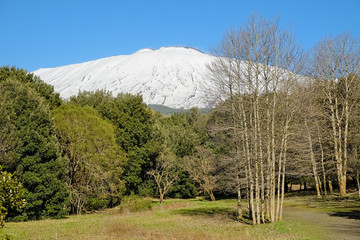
0, 14, 359, 226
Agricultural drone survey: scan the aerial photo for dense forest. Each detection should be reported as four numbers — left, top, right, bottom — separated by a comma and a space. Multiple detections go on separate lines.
0, 15, 359, 227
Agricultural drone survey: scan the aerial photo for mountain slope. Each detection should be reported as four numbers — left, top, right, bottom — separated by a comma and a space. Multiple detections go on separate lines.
33, 47, 215, 109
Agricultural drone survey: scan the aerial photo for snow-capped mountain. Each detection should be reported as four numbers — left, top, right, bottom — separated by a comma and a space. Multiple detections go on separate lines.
33, 47, 215, 109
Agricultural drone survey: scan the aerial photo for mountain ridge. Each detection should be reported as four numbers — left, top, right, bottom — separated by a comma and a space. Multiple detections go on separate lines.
33, 47, 214, 109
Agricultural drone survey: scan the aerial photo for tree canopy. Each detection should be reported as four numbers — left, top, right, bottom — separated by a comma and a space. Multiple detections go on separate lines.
0, 69, 68, 220
53, 104, 127, 213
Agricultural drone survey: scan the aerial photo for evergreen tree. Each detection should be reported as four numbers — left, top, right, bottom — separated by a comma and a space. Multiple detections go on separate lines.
0, 66, 62, 109
0, 76, 68, 220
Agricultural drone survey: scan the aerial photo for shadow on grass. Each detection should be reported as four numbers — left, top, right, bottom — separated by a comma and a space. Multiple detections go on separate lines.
329, 210, 360, 220
173, 206, 236, 218
172, 206, 254, 224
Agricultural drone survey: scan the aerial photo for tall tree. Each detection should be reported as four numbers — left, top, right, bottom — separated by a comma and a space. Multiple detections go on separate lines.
158, 111, 204, 198
207, 14, 304, 223
348, 74, 360, 199
71, 91, 157, 194
309, 33, 360, 197
53, 104, 127, 214
0, 76, 68, 220
291, 81, 332, 199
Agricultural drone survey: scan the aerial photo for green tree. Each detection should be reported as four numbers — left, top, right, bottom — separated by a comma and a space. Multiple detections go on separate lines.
158, 111, 209, 198
0, 66, 62, 109
71, 91, 157, 194
0, 88, 19, 172
53, 104, 127, 214
0, 77, 68, 220
160, 113, 201, 158
0, 166, 26, 228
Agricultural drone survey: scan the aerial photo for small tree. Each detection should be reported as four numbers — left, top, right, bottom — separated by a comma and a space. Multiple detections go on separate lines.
184, 147, 219, 201
148, 148, 179, 203
0, 166, 25, 228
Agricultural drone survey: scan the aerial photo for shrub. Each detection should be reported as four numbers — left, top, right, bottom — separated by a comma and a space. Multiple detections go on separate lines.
119, 195, 153, 213
0, 167, 26, 228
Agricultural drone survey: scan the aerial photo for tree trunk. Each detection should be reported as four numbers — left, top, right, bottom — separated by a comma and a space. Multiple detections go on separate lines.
333, 96, 347, 198
270, 91, 277, 223
317, 123, 327, 198
159, 193, 164, 204
265, 95, 271, 222
256, 97, 265, 223
237, 178, 242, 219
252, 84, 261, 225
277, 117, 291, 222
245, 163, 251, 219
328, 94, 343, 197
339, 175, 347, 197
240, 97, 256, 225
356, 169, 360, 199
305, 119, 322, 198
279, 137, 288, 221
250, 174, 256, 225
315, 177, 322, 198
276, 132, 285, 222
232, 92, 242, 219
255, 162, 261, 224
343, 77, 349, 198
329, 180, 333, 194
209, 191, 216, 201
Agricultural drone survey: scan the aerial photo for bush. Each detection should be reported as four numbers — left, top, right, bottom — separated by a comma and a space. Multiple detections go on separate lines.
138, 180, 156, 197
119, 195, 153, 213
86, 195, 110, 211
0, 167, 26, 228
0, 233, 13, 240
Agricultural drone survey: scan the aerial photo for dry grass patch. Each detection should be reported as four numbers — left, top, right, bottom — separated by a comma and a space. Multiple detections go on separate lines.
106, 221, 215, 240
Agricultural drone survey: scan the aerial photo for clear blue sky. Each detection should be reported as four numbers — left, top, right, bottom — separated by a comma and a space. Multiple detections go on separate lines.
1, 0, 359, 72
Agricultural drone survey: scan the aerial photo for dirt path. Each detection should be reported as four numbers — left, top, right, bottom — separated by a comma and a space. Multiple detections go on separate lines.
283, 206, 360, 240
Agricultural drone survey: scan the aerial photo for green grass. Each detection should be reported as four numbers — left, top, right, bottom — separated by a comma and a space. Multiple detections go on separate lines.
2, 195, 359, 240
285, 191, 360, 210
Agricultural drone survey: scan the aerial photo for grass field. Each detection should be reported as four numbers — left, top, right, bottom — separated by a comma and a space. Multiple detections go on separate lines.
1, 193, 359, 240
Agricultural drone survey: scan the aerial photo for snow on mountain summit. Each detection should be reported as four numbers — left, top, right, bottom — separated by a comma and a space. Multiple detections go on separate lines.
33, 47, 215, 109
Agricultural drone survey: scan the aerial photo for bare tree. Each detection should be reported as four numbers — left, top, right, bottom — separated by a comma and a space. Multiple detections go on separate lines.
184, 146, 219, 201
309, 33, 360, 197
293, 82, 330, 199
148, 148, 179, 203
348, 74, 360, 199
206, 100, 248, 218
206, 14, 304, 224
